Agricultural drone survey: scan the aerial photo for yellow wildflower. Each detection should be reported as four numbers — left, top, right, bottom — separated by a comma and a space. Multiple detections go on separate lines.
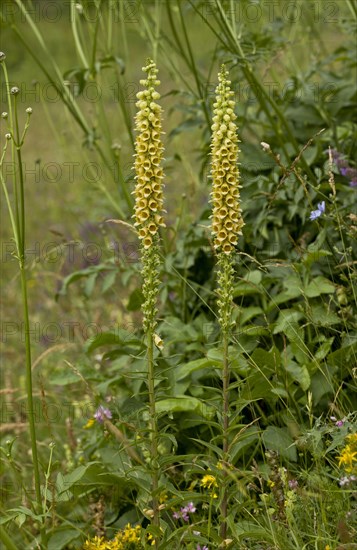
338, 444, 357, 472
84, 418, 95, 429
201, 474, 218, 489
210, 66, 244, 254
346, 432, 357, 446
82, 535, 109, 549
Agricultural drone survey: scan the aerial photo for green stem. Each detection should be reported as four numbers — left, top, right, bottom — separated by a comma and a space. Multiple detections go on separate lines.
18, 197, 42, 515
220, 329, 229, 538
147, 328, 159, 541
141, 243, 161, 546
90, 0, 102, 77
0, 527, 19, 550
215, 250, 235, 539
70, 0, 89, 68
1, 60, 42, 523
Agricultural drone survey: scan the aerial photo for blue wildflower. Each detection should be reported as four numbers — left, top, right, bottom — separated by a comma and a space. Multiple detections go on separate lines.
309, 201, 325, 221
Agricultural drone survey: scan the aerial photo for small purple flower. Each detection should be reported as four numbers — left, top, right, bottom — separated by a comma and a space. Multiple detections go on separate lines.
327, 149, 357, 187
335, 420, 344, 427
288, 479, 298, 490
183, 502, 196, 513
94, 405, 112, 423
173, 502, 197, 522
197, 545, 209, 550
339, 475, 357, 487
309, 201, 325, 221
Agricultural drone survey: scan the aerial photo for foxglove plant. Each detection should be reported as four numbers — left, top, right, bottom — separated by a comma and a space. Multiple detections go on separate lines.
133, 59, 165, 541
210, 66, 244, 538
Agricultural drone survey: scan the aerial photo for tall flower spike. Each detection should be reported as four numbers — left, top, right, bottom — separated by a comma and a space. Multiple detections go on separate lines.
210, 66, 243, 254
133, 59, 165, 334
132, 59, 165, 538
210, 66, 244, 539
133, 59, 165, 250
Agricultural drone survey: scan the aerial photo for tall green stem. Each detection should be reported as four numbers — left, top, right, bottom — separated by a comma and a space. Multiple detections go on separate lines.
220, 329, 229, 538
217, 253, 234, 539
0, 61, 42, 519
147, 326, 159, 534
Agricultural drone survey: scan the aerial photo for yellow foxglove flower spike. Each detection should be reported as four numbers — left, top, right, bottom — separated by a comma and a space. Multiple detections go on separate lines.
210, 66, 244, 539
133, 59, 165, 249
210, 66, 244, 255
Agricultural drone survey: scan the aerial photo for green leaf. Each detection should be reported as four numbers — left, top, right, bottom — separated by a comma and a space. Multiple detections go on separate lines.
286, 360, 311, 391
60, 463, 100, 491
48, 529, 80, 550
251, 347, 280, 371
308, 305, 340, 326
315, 337, 334, 361
49, 372, 80, 386
233, 270, 263, 297
176, 358, 220, 381
231, 427, 260, 462
311, 369, 335, 403
56, 265, 112, 298
262, 426, 297, 461
84, 329, 142, 354
230, 519, 274, 541
101, 270, 117, 293
273, 309, 304, 334
238, 306, 263, 325
126, 288, 145, 311
155, 397, 214, 419
84, 272, 98, 297
304, 276, 335, 297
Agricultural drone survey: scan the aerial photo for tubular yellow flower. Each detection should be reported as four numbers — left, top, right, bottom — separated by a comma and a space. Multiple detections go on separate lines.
133, 59, 165, 249
210, 66, 243, 254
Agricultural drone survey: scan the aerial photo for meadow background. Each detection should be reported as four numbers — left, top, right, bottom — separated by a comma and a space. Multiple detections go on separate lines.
0, 1, 356, 549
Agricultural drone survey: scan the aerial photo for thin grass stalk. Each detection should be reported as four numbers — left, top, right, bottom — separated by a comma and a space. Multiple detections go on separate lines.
70, 1, 90, 68
0, 59, 42, 528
